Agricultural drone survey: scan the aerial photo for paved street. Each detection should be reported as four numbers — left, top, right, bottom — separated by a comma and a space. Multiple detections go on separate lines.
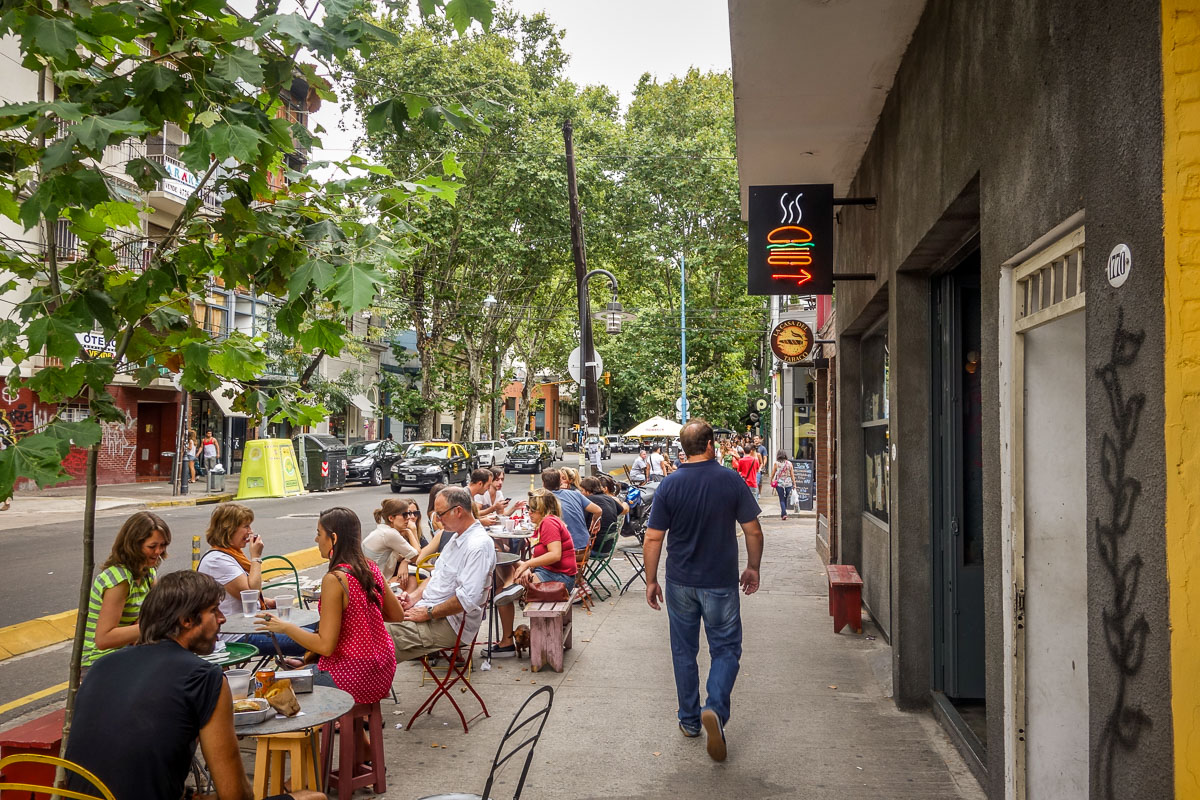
0, 452, 633, 721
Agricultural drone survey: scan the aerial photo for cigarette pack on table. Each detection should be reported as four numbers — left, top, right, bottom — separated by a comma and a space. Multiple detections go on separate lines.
273, 668, 314, 693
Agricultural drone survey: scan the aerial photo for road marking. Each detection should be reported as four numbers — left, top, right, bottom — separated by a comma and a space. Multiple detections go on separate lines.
0, 682, 68, 716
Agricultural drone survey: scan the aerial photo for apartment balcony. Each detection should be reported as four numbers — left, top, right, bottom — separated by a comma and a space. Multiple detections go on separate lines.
145, 152, 223, 219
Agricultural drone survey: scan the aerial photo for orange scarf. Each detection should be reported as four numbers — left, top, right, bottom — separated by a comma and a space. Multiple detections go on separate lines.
212, 545, 253, 573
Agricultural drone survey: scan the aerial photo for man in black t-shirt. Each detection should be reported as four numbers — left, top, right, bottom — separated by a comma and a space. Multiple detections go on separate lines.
65, 571, 325, 800
643, 419, 764, 764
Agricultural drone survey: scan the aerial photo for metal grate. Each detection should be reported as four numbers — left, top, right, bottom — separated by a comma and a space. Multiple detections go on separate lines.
1013, 226, 1085, 332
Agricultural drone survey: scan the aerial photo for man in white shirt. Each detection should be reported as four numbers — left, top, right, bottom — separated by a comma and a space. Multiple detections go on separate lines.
387, 486, 497, 662
631, 449, 649, 484
649, 444, 669, 482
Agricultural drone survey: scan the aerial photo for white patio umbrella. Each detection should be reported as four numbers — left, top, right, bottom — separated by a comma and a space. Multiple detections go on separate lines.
624, 415, 683, 438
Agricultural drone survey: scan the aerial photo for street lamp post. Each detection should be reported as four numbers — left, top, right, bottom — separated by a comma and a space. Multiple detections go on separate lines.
483, 293, 499, 440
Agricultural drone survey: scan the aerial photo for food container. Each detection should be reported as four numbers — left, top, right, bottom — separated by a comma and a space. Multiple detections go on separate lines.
232, 698, 271, 726
273, 668, 314, 693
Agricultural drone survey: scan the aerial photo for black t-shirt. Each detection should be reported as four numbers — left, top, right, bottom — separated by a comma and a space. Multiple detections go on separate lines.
647, 458, 760, 587
65, 639, 225, 800
590, 493, 623, 543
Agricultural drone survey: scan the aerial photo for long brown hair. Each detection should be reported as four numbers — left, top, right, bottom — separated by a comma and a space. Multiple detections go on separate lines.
319, 507, 383, 608
374, 497, 422, 545
103, 511, 171, 582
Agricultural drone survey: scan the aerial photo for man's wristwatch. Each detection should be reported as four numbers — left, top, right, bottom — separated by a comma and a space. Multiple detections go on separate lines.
424, 607, 435, 621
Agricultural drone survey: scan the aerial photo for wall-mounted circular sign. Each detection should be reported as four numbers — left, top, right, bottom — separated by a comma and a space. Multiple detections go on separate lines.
1107, 243, 1131, 288
770, 319, 814, 364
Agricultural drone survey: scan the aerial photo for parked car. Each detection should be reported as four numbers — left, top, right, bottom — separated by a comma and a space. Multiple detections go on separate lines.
389, 441, 472, 492
543, 439, 564, 461
605, 434, 623, 455
472, 440, 509, 468
505, 441, 552, 473
346, 439, 405, 486
458, 440, 481, 471
585, 435, 611, 460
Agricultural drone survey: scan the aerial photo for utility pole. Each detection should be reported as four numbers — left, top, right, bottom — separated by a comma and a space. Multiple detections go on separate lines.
680, 251, 687, 425
564, 120, 601, 440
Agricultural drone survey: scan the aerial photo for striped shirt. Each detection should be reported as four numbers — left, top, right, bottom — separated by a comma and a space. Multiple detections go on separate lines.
81, 564, 155, 666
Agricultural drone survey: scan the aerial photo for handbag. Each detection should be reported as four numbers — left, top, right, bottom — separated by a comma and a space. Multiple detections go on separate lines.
524, 582, 569, 603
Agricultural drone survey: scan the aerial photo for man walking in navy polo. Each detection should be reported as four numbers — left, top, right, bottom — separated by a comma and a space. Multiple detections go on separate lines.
642, 418, 764, 762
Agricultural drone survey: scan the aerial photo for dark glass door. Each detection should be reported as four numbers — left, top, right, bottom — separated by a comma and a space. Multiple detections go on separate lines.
931, 252, 985, 699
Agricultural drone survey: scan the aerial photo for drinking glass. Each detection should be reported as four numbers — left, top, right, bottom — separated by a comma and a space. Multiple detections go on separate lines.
240, 589, 259, 617
226, 669, 252, 700
273, 594, 293, 620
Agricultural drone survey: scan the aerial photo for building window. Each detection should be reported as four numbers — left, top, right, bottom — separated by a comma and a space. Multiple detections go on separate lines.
59, 404, 91, 423
861, 328, 889, 524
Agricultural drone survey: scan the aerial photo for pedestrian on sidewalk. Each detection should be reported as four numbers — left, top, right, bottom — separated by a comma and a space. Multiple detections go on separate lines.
201, 429, 220, 475
642, 418, 764, 762
769, 451, 796, 521
185, 431, 198, 483
735, 447, 760, 499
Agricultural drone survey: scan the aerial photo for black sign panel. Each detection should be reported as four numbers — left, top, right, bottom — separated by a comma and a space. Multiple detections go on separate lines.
747, 184, 834, 296
794, 458, 815, 511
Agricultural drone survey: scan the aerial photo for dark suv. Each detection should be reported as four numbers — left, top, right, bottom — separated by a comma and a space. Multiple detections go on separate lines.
346, 439, 405, 486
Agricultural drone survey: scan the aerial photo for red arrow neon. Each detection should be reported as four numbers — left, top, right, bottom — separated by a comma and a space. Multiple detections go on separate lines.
771, 270, 812, 287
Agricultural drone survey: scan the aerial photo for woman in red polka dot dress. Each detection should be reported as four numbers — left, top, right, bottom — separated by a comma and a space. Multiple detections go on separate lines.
256, 507, 400, 704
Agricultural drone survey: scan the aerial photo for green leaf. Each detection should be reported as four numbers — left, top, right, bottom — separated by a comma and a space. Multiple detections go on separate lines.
287, 257, 336, 295
209, 123, 265, 163
194, 110, 221, 128
298, 318, 346, 352
0, 432, 75, 495
25, 315, 83, 362
26, 15, 78, 62
302, 219, 344, 243
445, 0, 493, 34
417, 0, 444, 18
401, 94, 432, 120
328, 262, 384, 312
365, 98, 409, 137
42, 418, 102, 448
210, 335, 266, 382
441, 151, 464, 179
213, 46, 265, 86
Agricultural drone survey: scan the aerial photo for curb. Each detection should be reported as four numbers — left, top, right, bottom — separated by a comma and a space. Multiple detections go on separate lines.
144, 492, 236, 509
0, 545, 322, 661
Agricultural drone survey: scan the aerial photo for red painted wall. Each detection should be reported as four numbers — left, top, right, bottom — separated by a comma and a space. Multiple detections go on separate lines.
0, 383, 180, 489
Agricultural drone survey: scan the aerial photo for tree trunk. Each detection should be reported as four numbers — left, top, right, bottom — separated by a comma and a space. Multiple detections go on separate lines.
56, 443, 99, 786
417, 337, 438, 439
463, 352, 482, 441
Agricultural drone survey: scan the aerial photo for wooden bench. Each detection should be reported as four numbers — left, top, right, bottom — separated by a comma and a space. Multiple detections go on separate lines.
523, 594, 575, 673
827, 564, 864, 634
0, 708, 66, 794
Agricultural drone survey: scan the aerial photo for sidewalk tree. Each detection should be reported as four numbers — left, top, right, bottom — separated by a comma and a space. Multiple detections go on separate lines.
0, 0, 493, 762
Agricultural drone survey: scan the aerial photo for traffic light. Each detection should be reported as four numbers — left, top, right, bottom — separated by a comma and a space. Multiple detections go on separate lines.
603, 371, 611, 385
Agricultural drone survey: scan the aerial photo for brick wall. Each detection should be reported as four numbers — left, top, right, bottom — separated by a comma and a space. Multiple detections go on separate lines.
815, 356, 838, 563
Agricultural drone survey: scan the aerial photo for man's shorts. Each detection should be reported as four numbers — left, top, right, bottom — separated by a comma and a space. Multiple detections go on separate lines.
387, 617, 459, 662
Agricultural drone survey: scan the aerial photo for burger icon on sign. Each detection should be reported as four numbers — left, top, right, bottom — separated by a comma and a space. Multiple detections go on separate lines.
767, 192, 815, 288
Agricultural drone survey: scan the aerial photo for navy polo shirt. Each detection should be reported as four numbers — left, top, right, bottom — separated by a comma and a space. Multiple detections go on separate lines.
647, 457, 760, 588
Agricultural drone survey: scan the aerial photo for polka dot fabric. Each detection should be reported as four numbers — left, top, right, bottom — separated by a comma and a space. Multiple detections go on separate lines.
318, 561, 397, 703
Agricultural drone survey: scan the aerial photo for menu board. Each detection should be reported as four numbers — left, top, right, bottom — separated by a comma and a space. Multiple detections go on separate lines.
794, 459, 815, 511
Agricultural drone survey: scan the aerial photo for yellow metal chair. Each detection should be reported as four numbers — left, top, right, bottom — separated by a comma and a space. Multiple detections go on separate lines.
0, 753, 116, 800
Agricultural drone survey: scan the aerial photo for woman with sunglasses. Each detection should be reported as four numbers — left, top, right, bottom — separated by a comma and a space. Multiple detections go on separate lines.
363, 498, 421, 587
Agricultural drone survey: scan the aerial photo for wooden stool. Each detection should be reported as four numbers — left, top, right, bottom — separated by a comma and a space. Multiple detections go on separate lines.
251, 731, 320, 800
827, 564, 864, 634
523, 598, 573, 672
320, 702, 385, 800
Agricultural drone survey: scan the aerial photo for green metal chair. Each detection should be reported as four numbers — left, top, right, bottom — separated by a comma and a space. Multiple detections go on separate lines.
261, 554, 308, 609
585, 520, 623, 600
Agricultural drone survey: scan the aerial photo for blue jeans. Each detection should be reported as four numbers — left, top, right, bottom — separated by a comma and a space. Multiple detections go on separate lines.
532, 567, 575, 592
238, 631, 308, 658
776, 484, 792, 517
665, 582, 742, 730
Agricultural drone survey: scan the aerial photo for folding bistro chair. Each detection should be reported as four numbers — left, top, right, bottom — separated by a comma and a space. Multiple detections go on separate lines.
407, 614, 488, 733
584, 520, 623, 600
572, 539, 595, 611
417, 686, 554, 800
261, 555, 308, 609
0, 754, 116, 800
618, 539, 646, 595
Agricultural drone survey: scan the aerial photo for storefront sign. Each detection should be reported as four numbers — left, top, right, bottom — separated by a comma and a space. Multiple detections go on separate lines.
770, 319, 814, 364
747, 184, 834, 295
75, 331, 118, 361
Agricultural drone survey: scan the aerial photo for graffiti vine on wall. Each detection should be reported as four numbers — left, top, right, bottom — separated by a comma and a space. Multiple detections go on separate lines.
1094, 308, 1150, 798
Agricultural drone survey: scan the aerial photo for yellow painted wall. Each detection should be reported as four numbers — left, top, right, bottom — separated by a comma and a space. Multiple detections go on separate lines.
1164, 2, 1200, 795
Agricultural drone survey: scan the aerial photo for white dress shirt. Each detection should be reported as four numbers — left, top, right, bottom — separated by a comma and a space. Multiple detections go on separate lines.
416, 520, 496, 642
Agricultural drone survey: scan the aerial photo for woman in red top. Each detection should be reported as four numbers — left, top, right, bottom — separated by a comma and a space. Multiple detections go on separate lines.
257, 507, 402, 705
514, 489, 578, 593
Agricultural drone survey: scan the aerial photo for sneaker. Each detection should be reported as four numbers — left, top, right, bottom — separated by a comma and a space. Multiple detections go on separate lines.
679, 722, 701, 738
494, 584, 525, 607
482, 643, 516, 659
701, 709, 726, 762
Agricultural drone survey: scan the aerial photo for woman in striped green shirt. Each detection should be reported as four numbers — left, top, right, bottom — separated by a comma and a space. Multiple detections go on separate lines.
81, 511, 172, 668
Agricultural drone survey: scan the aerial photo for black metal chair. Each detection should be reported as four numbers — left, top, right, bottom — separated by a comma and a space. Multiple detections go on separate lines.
416, 686, 554, 800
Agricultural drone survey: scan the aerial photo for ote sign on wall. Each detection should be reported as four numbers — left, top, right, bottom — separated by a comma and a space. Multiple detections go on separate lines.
747, 184, 834, 296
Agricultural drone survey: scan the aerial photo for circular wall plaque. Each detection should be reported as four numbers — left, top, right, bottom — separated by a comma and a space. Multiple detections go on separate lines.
770, 319, 814, 364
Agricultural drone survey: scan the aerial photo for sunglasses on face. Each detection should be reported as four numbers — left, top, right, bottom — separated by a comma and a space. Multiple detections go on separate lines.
403, 511, 420, 517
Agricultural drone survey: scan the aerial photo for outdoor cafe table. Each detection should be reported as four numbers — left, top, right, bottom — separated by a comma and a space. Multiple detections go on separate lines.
220, 607, 321, 635
235, 685, 355, 796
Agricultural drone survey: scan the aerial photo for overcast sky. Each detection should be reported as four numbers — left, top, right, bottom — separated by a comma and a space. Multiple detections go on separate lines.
311, 0, 732, 162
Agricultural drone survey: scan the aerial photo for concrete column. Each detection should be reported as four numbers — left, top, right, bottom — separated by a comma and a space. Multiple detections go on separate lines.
835, 335, 864, 570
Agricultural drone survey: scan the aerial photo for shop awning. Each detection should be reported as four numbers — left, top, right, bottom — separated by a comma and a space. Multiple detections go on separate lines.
208, 381, 248, 418
349, 393, 376, 419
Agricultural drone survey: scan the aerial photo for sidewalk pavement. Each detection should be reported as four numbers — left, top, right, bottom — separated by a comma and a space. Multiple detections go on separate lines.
0, 478, 236, 531
367, 514, 985, 799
